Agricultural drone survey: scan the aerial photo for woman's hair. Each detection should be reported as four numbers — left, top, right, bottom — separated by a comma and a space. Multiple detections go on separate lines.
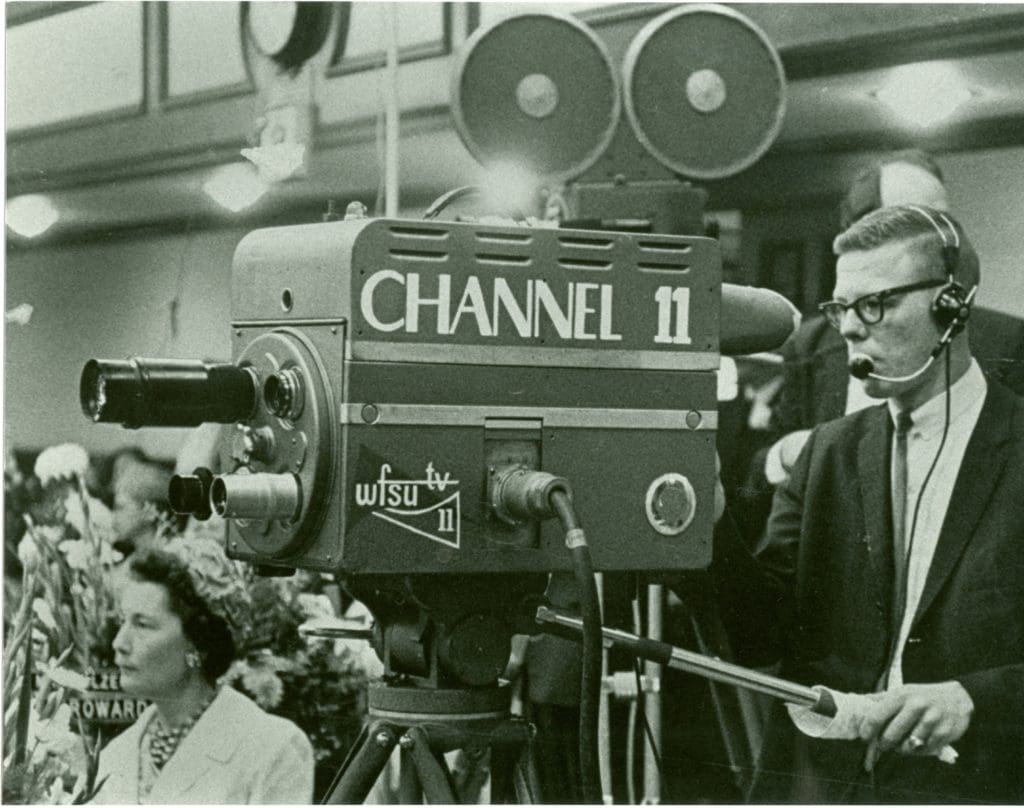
129, 549, 236, 683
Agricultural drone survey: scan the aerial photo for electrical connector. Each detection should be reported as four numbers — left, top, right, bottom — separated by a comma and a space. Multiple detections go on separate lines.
489, 466, 572, 523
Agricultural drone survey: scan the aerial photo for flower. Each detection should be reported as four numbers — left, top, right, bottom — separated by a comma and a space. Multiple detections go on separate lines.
62, 490, 113, 538
18, 532, 40, 567
58, 537, 121, 571
28, 703, 87, 772
296, 593, 335, 621
33, 444, 89, 486
32, 598, 57, 631
239, 662, 285, 710
43, 666, 89, 693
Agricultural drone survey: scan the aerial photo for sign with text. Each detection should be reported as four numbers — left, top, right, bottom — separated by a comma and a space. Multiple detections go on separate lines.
350, 220, 720, 365
67, 668, 149, 727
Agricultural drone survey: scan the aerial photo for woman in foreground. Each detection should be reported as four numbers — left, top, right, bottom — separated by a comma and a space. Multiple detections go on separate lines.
92, 537, 314, 804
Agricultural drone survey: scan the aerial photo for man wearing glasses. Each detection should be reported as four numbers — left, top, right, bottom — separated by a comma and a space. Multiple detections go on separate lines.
712, 205, 1024, 802
759, 153, 1024, 490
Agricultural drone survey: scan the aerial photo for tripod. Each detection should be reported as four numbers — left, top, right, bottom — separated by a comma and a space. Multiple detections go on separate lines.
323, 682, 542, 804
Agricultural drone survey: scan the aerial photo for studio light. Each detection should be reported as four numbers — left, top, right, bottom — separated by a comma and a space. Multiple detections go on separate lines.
6, 194, 59, 238
202, 163, 269, 213
478, 160, 541, 218
875, 61, 973, 129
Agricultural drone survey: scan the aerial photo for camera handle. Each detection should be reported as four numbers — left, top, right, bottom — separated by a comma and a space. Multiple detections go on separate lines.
536, 606, 837, 718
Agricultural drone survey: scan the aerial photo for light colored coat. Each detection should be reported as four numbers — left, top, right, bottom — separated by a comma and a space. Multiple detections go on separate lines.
92, 686, 314, 804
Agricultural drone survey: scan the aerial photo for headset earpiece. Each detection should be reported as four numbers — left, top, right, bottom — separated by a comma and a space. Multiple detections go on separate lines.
931, 281, 970, 330
905, 205, 970, 331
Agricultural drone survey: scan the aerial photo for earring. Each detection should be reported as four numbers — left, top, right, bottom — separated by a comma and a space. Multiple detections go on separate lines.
186, 651, 201, 670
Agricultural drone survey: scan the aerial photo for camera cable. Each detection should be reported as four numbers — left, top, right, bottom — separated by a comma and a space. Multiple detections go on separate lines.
550, 487, 604, 805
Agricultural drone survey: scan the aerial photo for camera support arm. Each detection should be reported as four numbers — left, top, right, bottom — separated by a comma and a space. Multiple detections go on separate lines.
536, 606, 838, 718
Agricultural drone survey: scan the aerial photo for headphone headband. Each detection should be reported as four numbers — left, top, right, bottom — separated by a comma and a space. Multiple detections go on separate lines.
904, 204, 961, 281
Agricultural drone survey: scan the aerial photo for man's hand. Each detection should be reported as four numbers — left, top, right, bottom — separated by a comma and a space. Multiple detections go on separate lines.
857, 681, 974, 761
764, 429, 812, 485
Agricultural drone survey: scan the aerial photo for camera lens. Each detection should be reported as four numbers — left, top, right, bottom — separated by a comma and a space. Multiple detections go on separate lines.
79, 358, 257, 428
264, 368, 304, 420
168, 468, 214, 520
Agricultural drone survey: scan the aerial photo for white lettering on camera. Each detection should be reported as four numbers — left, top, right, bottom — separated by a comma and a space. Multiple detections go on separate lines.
359, 270, 624, 342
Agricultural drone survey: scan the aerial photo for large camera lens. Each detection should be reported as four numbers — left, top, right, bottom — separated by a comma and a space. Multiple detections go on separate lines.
80, 358, 257, 428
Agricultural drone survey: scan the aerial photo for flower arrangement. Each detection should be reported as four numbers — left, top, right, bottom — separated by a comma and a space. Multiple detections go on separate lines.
223, 573, 371, 800
3, 442, 121, 803
3, 443, 374, 803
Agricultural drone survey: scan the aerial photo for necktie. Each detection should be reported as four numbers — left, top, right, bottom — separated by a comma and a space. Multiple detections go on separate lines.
891, 410, 914, 629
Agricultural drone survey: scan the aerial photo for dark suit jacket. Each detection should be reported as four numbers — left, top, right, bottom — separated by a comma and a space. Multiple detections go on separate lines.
714, 381, 1024, 803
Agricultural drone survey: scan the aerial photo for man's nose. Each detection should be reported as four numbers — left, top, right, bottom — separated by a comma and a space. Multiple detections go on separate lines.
838, 306, 867, 340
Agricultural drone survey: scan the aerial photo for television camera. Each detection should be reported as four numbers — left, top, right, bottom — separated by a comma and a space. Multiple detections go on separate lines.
79, 5, 823, 802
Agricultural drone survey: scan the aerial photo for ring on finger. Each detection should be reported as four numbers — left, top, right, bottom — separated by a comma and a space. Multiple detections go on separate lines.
907, 735, 925, 751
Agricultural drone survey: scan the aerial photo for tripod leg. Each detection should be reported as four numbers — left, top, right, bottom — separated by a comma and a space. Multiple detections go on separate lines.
405, 726, 457, 804
491, 744, 516, 804
513, 733, 543, 804
451, 748, 490, 804
399, 746, 423, 804
323, 720, 399, 805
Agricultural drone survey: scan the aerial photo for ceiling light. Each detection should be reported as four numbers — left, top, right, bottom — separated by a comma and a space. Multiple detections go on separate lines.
202, 163, 269, 213
6, 194, 59, 238
875, 62, 973, 129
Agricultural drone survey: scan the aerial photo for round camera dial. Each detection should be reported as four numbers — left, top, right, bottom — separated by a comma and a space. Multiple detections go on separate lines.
645, 473, 697, 536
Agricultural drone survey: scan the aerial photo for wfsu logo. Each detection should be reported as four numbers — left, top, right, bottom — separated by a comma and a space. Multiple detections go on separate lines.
355, 462, 461, 549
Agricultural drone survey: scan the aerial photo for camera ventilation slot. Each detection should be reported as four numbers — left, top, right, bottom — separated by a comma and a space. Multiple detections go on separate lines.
475, 253, 532, 266
388, 225, 450, 240
389, 249, 449, 262
637, 239, 693, 256
558, 235, 614, 250
637, 261, 691, 273
475, 231, 533, 244
558, 258, 613, 271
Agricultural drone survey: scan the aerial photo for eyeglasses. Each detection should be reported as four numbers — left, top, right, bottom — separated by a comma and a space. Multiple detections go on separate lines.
818, 279, 945, 329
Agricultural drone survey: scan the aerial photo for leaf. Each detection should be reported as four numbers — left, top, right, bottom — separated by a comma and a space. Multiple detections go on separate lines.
13, 611, 35, 766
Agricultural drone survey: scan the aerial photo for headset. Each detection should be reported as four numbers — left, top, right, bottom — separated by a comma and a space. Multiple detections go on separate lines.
904, 204, 972, 331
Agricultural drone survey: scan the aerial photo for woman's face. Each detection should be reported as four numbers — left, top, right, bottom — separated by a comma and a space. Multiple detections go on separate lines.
113, 579, 194, 699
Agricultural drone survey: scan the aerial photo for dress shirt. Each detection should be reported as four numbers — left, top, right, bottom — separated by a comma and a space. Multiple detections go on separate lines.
885, 359, 987, 687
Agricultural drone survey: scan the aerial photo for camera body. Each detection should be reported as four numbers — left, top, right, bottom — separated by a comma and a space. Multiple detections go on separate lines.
223, 213, 721, 576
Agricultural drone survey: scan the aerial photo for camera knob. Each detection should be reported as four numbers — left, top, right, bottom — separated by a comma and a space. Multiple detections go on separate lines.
231, 424, 276, 466
645, 473, 697, 536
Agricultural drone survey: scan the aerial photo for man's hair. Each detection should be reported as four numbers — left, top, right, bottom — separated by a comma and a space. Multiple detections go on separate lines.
833, 204, 979, 290
129, 549, 237, 684
839, 149, 946, 230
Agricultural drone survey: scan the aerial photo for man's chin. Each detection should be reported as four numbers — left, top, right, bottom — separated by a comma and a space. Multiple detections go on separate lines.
859, 377, 890, 399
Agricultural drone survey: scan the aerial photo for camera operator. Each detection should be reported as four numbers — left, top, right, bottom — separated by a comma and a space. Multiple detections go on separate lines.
753, 151, 1024, 494
710, 205, 1024, 802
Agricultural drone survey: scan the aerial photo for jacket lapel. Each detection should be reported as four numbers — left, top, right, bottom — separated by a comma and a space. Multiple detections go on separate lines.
147, 688, 238, 803
857, 406, 895, 626
911, 385, 1014, 627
